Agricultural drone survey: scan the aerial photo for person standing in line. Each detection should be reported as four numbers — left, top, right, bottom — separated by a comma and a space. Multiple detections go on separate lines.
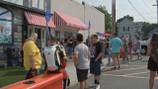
122, 37, 129, 62
73, 33, 90, 89
109, 33, 122, 70
90, 34, 103, 89
105, 38, 112, 66
23, 33, 42, 79
128, 38, 133, 60
147, 33, 158, 89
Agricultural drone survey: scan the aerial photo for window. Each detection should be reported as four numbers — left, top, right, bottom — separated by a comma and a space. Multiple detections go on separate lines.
23, 0, 32, 8
23, 0, 44, 10
127, 27, 130, 31
32, 0, 44, 10
0, 7, 13, 44
55, 31, 60, 40
32, 0, 39, 8
123, 26, 125, 32
39, 0, 45, 10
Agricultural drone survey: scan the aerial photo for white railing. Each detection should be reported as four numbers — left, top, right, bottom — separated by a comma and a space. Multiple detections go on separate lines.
2, 0, 45, 10
3, 0, 23, 6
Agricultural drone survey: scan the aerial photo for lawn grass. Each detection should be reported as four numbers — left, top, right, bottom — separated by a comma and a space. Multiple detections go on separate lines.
0, 67, 25, 87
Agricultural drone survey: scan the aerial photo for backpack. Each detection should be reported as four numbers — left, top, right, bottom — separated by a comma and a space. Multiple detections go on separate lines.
43, 44, 61, 72
56, 45, 67, 68
43, 44, 67, 72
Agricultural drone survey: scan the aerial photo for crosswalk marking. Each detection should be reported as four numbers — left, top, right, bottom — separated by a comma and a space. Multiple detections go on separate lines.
102, 57, 158, 80
103, 73, 148, 79
103, 65, 152, 79
105, 66, 146, 73
124, 71, 149, 76
103, 73, 158, 80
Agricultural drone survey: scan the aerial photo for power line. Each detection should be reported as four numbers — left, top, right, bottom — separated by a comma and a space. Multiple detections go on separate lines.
142, 0, 154, 12
135, 0, 156, 20
96, 0, 103, 6
98, 0, 105, 6
122, 0, 155, 21
128, 0, 149, 21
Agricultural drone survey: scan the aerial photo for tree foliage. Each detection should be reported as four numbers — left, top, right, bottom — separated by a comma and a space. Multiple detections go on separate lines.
141, 22, 158, 40
95, 6, 112, 32
117, 15, 134, 23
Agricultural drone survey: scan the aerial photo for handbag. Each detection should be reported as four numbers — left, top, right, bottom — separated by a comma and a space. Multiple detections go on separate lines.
120, 47, 125, 58
60, 57, 67, 68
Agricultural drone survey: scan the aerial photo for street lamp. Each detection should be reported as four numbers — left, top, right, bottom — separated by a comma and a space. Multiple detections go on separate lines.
82, 1, 86, 37
153, 0, 158, 24
82, 1, 85, 24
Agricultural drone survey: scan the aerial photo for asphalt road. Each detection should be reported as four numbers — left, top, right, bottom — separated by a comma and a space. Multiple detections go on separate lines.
71, 57, 158, 89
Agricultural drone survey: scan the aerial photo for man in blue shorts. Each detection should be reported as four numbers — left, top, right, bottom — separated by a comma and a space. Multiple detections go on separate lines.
109, 33, 122, 70
90, 34, 103, 89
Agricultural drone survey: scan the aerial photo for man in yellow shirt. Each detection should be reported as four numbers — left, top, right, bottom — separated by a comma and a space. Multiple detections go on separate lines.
23, 33, 42, 79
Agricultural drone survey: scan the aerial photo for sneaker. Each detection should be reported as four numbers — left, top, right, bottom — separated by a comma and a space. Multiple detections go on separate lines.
88, 84, 96, 88
117, 66, 120, 70
111, 66, 117, 70
95, 84, 100, 89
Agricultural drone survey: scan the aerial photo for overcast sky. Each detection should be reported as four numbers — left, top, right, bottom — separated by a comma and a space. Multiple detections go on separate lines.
75, 0, 157, 23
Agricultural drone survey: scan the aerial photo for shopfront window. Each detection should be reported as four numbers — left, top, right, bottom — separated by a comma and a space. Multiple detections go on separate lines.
0, 7, 12, 44
23, 0, 44, 10
32, 0, 44, 10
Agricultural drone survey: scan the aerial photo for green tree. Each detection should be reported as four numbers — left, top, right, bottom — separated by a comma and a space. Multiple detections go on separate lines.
141, 22, 158, 40
117, 15, 134, 23
95, 6, 112, 32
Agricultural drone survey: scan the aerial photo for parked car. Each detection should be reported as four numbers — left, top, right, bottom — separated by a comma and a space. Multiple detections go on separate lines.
139, 39, 150, 55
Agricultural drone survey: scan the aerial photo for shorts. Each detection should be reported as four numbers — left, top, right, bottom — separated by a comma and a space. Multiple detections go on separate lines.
90, 60, 101, 76
148, 56, 158, 71
112, 53, 120, 57
76, 69, 88, 82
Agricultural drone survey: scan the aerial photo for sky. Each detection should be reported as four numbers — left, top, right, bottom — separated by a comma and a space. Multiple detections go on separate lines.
75, 0, 157, 24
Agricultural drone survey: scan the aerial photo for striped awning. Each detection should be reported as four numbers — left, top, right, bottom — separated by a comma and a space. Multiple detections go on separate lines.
24, 11, 55, 28
54, 11, 88, 30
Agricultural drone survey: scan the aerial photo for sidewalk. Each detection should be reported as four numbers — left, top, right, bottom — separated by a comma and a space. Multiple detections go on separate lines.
65, 61, 78, 86
66, 58, 109, 87
67, 56, 149, 88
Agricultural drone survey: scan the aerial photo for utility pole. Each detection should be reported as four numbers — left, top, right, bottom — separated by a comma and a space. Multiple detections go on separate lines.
153, 0, 158, 24
112, 0, 116, 35
155, 0, 158, 24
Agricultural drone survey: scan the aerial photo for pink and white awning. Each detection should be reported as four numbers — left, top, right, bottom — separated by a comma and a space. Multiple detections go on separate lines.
24, 11, 55, 28
54, 11, 88, 30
